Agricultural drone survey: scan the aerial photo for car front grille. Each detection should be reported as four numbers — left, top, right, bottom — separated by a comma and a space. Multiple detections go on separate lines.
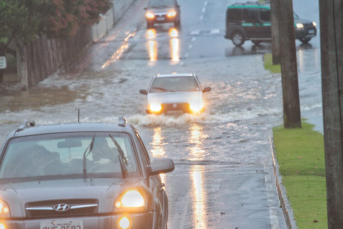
26, 199, 98, 218
162, 103, 190, 112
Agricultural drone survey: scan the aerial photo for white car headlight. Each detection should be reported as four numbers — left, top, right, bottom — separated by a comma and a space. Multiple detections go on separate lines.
150, 103, 162, 112
0, 200, 10, 218
190, 102, 203, 113
312, 22, 317, 27
114, 189, 145, 213
296, 23, 304, 29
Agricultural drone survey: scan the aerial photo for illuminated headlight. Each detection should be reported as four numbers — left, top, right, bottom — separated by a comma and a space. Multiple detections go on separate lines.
118, 216, 131, 229
167, 11, 177, 17
313, 22, 317, 27
114, 190, 145, 213
0, 200, 10, 218
296, 23, 304, 29
150, 103, 162, 112
190, 103, 203, 113
146, 12, 155, 19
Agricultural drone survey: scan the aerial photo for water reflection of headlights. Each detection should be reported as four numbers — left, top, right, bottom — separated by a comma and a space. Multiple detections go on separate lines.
190, 103, 203, 113
150, 103, 162, 112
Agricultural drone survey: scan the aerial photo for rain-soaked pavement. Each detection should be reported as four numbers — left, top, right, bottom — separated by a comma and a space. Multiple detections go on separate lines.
0, 0, 322, 228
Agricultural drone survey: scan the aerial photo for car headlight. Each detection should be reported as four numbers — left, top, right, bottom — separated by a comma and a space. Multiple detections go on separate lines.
296, 23, 304, 29
150, 103, 162, 112
114, 190, 145, 213
0, 200, 10, 218
190, 103, 203, 113
167, 11, 177, 17
313, 22, 317, 27
146, 12, 155, 19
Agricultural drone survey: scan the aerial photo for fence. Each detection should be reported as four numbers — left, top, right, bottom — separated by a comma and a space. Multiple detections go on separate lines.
22, 26, 92, 88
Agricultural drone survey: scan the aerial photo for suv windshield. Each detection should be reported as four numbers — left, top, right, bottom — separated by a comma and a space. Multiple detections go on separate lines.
150, 76, 200, 93
0, 133, 139, 182
149, 0, 174, 8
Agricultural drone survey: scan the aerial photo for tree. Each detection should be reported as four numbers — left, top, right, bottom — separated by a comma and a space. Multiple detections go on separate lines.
0, 0, 111, 85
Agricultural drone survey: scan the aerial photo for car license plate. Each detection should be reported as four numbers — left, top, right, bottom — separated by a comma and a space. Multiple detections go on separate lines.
167, 110, 183, 115
156, 17, 165, 21
40, 220, 83, 229
308, 29, 315, 34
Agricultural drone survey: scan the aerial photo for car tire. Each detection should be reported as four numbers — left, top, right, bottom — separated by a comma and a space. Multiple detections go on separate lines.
300, 37, 311, 44
147, 21, 154, 29
232, 31, 245, 46
252, 40, 261, 45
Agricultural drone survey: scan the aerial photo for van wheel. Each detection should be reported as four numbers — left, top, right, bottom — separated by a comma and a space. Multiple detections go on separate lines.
300, 38, 311, 44
252, 40, 261, 45
232, 31, 245, 46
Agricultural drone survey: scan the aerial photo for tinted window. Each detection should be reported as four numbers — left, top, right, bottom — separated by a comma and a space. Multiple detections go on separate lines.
150, 77, 200, 93
243, 8, 259, 22
259, 9, 271, 22
227, 9, 242, 22
149, 0, 174, 8
0, 133, 139, 181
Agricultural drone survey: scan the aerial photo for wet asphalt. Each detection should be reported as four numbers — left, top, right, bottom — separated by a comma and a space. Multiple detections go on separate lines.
0, 0, 322, 228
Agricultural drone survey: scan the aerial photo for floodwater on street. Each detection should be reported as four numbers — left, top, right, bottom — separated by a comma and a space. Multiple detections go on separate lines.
0, 0, 322, 228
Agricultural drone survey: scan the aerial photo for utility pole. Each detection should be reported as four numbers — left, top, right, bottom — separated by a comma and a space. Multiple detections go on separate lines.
270, 0, 281, 65
320, 0, 343, 227
279, 0, 301, 128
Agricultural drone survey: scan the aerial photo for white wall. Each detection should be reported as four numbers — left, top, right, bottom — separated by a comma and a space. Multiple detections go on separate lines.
92, 0, 136, 42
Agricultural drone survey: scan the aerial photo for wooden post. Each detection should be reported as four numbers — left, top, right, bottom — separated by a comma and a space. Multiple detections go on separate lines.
279, 0, 301, 128
270, 0, 281, 65
320, 0, 343, 227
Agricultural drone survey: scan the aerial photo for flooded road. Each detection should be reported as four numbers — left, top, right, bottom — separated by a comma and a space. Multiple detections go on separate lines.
0, 0, 321, 228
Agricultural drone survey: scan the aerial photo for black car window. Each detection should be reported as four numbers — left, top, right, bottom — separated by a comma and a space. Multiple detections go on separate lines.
0, 133, 140, 181
150, 76, 200, 93
259, 8, 271, 22
227, 9, 242, 22
149, 0, 174, 8
243, 8, 259, 23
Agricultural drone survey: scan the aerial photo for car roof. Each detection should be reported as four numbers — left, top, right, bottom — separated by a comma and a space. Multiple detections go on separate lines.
155, 73, 194, 78
7, 118, 132, 138
228, 2, 270, 10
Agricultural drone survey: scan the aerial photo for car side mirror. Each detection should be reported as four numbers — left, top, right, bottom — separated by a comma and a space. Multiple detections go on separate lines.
203, 87, 211, 93
148, 158, 174, 176
140, 89, 148, 95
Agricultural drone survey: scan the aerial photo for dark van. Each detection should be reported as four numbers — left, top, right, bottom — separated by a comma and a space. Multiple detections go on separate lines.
224, 2, 317, 46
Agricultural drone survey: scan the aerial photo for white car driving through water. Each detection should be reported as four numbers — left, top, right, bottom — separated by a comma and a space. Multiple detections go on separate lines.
139, 73, 211, 115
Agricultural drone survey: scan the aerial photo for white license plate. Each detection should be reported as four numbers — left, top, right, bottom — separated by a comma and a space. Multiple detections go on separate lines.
308, 29, 315, 34
156, 17, 165, 21
40, 220, 83, 229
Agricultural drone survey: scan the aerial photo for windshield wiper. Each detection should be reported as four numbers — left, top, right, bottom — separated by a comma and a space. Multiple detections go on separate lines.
83, 134, 96, 180
109, 134, 128, 178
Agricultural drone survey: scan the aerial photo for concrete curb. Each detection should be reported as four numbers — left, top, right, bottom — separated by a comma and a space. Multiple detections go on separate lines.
269, 134, 298, 229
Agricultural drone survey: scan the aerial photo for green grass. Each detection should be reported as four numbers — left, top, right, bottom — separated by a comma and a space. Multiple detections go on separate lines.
264, 53, 281, 73
273, 122, 327, 228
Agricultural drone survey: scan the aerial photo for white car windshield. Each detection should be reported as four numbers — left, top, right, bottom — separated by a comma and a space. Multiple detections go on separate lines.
149, 0, 174, 8
150, 77, 200, 93
0, 133, 139, 181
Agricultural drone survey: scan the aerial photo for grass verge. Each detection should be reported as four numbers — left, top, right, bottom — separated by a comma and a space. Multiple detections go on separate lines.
264, 53, 281, 73
273, 122, 327, 228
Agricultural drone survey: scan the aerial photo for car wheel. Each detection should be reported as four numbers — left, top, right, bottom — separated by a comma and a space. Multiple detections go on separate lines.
252, 40, 261, 45
300, 37, 311, 44
232, 31, 245, 46
147, 21, 153, 29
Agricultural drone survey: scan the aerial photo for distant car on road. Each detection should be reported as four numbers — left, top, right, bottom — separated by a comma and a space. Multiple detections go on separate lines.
139, 73, 211, 115
224, 2, 317, 46
0, 118, 174, 229
144, 0, 181, 29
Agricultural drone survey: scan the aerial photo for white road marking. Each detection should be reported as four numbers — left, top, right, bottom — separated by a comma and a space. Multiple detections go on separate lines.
211, 29, 220, 34
188, 44, 193, 49
200, 15, 203, 20
192, 37, 196, 42
264, 166, 280, 229
191, 30, 200, 35
202, 7, 206, 13
204, 1, 208, 6
185, 53, 189, 58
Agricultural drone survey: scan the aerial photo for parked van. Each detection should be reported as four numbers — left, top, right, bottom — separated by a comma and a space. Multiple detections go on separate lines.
224, 2, 317, 46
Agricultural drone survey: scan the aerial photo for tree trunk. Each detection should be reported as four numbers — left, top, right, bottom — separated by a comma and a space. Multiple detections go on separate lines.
270, 0, 281, 65
320, 0, 343, 227
17, 43, 29, 90
279, 0, 301, 128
